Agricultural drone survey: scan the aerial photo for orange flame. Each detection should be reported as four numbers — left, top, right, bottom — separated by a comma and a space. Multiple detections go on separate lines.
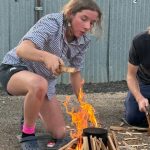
63, 80, 98, 149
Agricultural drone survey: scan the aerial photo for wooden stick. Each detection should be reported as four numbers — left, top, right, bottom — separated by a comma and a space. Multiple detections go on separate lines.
146, 107, 150, 124
129, 132, 142, 135
145, 111, 150, 135
107, 135, 116, 150
58, 138, 78, 150
128, 126, 148, 131
110, 125, 148, 132
83, 136, 89, 150
126, 131, 132, 136
122, 141, 148, 149
122, 141, 135, 150
94, 137, 102, 150
95, 139, 102, 150
90, 136, 96, 150
124, 137, 138, 141
146, 113, 150, 127
98, 138, 107, 150
60, 65, 78, 73
92, 137, 97, 150
110, 126, 126, 131
94, 139, 100, 150
111, 131, 119, 150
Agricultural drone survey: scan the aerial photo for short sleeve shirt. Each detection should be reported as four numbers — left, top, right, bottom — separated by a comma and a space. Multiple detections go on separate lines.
2, 13, 90, 99
129, 31, 150, 84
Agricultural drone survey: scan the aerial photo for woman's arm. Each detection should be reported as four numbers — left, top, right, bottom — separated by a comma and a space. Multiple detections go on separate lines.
70, 71, 83, 98
16, 40, 64, 75
127, 62, 149, 112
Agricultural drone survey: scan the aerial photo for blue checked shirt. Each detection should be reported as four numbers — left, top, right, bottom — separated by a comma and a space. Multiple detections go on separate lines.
2, 13, 90, 99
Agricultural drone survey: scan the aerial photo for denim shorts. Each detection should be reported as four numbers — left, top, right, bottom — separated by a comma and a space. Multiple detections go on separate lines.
0, 64, 28, 92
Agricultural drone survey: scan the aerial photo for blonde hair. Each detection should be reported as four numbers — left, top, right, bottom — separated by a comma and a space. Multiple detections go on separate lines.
62, 0, 102, 35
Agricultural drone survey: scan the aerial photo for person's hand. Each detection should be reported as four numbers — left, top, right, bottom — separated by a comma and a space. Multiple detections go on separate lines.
44, 53, 64, 76
138, 97, 149, 112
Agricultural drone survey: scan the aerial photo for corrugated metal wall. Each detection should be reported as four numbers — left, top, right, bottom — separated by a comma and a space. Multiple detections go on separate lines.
108, 0, 150, 81
0, 0, 150, 84
0, 0, 9, 61
0, 0, 34, 59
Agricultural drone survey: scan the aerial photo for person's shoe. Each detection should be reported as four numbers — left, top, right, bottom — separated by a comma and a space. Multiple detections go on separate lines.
20, 136, 40, 150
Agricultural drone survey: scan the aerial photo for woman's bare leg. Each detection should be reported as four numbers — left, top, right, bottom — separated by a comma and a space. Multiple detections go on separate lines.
7, 70, 48, 127
40, 96, 66, 139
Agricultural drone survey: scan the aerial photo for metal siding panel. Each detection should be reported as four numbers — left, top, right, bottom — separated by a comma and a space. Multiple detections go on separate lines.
109, 0, 150, 81
0, 0, 10, 61
9, 0, 35, 49
43, 0, 68, 14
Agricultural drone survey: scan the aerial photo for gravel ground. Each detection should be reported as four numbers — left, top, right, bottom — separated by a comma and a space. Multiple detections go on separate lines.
0, 81, 150, 150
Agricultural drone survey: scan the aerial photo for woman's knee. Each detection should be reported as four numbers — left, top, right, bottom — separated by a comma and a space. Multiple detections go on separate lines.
51, 126, 66, 139
29, 76, 48, 98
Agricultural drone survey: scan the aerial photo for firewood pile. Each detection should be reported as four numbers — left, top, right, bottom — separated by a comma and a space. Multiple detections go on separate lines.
109, 125, 150, 150
56, 123, 150, 150
58, 136, 108, 150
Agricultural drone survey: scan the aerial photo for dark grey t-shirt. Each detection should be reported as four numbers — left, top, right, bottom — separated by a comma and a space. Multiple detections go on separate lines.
129, 31, 150, 84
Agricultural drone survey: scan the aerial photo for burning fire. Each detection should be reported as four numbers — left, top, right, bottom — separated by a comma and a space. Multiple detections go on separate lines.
63, 80, 99, 149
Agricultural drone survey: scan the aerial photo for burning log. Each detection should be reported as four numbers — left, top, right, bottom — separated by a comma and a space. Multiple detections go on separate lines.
58, 138, 78, 150
89, 136, 107, 150
58, 136, 108, 150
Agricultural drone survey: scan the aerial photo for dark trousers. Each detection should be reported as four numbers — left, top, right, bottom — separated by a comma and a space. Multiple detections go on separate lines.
124, 84, 150, 127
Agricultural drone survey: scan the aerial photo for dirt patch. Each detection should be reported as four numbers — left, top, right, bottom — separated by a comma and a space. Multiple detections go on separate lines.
0, 81, 150, 149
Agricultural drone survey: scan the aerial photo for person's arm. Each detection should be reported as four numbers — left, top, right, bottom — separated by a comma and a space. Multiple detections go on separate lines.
70, 71, 83, 98
127, 62, 149, 112
16, 40, 64, 75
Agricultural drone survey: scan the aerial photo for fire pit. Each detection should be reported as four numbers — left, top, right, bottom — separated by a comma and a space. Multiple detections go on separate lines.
83, 127, 108, 147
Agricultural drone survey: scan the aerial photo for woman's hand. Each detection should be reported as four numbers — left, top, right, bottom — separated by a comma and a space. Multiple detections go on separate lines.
44, 53, 64, 75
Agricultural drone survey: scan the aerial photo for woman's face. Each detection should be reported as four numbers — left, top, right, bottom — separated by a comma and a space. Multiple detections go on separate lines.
70, 9, 98, 38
